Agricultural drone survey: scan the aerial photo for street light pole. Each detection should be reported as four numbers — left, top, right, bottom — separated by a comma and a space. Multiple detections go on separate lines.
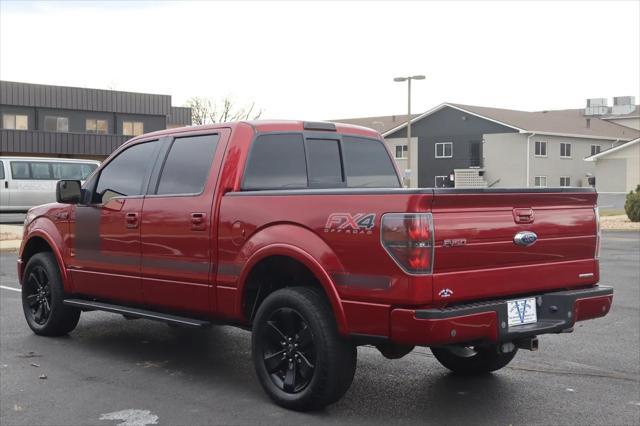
394, 75, 425, 188
407, 77, 412, 187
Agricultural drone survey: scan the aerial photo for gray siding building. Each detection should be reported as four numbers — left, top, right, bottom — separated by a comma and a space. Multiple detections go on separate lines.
383, 107, 517, 187
335, 98, 639, 190
1, 81, 191, 159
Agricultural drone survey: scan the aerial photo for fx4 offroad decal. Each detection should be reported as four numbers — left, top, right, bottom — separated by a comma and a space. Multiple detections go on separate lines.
324, 213, 376, 235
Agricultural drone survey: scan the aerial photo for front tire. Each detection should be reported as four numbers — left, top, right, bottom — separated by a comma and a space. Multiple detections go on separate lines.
21, 252, 80, 336
251, 287, 357, 411
431, 344, 517, 375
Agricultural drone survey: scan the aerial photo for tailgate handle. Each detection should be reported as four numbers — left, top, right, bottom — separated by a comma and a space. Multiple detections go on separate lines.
513, 208, 534, 224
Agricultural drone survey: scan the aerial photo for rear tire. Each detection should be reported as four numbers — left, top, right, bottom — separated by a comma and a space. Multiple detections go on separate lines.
431, 344, 517, 375
21, 252, 80, 336
252, 287, 357, 411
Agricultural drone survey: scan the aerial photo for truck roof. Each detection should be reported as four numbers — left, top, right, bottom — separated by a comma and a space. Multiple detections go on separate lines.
128, 120, 381, 143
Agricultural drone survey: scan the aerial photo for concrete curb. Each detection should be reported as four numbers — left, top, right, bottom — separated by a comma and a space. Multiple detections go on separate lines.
0, 240, 21, 252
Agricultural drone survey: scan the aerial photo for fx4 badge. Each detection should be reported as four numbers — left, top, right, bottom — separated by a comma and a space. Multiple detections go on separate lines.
438, 288, 454, 298
325, 213, 376, 235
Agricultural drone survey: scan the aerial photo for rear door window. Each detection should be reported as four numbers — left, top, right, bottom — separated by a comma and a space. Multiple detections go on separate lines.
306, 139, 343, 187
95, 140, 159, 202
156, 134, 220, 195
243, 134, 308, 190
342, 136, 400, 188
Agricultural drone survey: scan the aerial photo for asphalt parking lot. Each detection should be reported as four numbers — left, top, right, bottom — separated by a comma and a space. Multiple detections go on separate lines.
1, 231, 639, 426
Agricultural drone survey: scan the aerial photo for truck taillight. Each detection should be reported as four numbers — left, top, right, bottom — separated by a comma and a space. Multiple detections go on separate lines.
595, 207, 601, 259
381, 213, 434, 274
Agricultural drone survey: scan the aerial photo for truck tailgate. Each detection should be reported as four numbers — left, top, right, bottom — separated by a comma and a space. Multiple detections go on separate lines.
431, 189, 599, 303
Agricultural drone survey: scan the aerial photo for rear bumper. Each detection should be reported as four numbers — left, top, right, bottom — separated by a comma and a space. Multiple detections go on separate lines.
390, 285, 613, 346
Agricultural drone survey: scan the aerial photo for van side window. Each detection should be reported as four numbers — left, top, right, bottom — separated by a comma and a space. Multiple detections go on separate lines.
30, 162, 52, 179
10, 162, 31, 179
94, 140, 159, 203
0, 162, 4, 180
156, 134, 219, 195
243, 134, 308, 190
52, 163, 98, 180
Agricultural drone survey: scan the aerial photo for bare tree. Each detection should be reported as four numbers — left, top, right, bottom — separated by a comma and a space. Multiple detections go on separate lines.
185, 96, 262, 125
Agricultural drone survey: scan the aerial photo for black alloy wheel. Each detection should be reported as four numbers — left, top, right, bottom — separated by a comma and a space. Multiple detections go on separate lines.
251, 287, 357, 411
262, 307, 316, 393
24, 265, 52, 325
21, 252, 81, 336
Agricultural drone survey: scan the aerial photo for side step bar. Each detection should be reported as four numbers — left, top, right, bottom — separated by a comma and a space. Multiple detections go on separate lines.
63, 299, 211, 328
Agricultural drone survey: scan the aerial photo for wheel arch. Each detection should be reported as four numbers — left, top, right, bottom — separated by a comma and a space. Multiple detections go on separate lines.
236, 236, 348, 335
20, 229, 69, 291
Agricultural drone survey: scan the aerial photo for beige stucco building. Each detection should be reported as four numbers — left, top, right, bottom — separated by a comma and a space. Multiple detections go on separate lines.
585, 138, 640, 193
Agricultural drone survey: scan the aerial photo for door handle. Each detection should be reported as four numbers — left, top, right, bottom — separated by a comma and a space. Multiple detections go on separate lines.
191, 212, 206, 231
125, 212, 139, 229
4, 181, 7, 189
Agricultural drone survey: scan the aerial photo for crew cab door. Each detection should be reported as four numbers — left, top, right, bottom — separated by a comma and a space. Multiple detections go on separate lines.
68, 139, 161, 304
140, 130, 228, 315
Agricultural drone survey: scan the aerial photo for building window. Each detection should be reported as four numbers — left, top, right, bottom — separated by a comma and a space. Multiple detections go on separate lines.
590, 144, 601, 156
435, 142, 453, 158
560, 143, 572, 158
395, 145, 408, 159
435, 176, 448, 188
534, 176, 547, 187
44, 116, 69, 132
86, 119, 108, 134
2, 114, 28, 130
535, 141, 547, 156
560, 176, 571, 187
123, 121, 144, 136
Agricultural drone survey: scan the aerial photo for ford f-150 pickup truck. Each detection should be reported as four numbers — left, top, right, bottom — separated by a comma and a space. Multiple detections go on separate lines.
18, 120, 613, 411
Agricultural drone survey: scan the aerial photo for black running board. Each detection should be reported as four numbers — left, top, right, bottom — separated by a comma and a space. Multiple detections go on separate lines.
63, 299, 211, 328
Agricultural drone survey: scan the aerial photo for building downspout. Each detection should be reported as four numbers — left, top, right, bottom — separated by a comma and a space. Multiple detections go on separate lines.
526, 133, 536, 187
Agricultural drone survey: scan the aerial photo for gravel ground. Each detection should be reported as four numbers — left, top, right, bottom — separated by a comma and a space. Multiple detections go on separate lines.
601, 215, 640, 231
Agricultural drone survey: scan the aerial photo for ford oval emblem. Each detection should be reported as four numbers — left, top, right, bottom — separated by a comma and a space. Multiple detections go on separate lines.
514, 231, 538, 247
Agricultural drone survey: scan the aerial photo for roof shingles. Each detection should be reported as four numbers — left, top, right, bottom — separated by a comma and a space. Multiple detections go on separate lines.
332, 103, 640, 141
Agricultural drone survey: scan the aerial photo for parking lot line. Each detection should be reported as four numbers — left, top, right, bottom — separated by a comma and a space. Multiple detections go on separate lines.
0, 285, 21, 292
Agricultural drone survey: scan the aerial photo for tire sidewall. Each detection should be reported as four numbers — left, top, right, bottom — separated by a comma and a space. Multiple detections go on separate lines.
431, 345, 517, 374
22, 253, 65, 334
252, 289, 331, 408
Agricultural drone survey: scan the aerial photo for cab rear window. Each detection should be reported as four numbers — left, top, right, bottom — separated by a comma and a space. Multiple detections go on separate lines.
342, 136, 400, 188
242, 133, 400, 190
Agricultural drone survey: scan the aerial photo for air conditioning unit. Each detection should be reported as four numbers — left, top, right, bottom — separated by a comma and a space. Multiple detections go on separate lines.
611, 96, 636, 115
584, 98, 609, 116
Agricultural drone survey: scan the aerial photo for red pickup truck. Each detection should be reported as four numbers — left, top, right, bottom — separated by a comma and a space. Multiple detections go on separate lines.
18, 120, 613, 410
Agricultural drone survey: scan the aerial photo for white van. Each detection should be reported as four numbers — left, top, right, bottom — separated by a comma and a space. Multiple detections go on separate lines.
0, 156, 100, 212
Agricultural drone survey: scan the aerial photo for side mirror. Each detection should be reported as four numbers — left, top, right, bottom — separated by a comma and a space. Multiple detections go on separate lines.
56, 180, 82, 204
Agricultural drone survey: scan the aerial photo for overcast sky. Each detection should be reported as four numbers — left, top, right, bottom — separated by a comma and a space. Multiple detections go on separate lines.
1, 1, 639, 120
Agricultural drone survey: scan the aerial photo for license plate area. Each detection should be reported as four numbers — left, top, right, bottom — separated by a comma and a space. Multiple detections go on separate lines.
507, 297, 537, 327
